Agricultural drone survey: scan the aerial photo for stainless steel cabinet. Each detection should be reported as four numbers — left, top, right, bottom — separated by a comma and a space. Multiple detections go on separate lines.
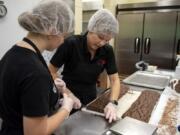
142, 12, 177, 69
115, 11, 178, 75
176, 12, 180, 55
115, 13, 144, 75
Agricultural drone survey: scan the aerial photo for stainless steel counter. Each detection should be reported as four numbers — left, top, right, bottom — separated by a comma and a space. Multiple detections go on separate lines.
54, 111, 111, 135
0, 70, 175, 134
53, 86, 157, 135
54, 69, 175, 135
0, 111, 110, 135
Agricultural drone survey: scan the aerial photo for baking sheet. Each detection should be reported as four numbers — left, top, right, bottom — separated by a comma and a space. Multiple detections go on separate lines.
82, 90, 142, 119
123, 71, 171, 90
81, 107, 105, 117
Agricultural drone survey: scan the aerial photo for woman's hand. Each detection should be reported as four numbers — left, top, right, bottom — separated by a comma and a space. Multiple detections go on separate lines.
69, 93, 82, 109
104, 102, 117, 123
54, 78, 66, 93
61, 93, 74, 113
55, 78, 81, 109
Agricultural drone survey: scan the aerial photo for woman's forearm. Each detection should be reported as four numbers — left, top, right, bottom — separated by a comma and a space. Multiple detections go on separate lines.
48, 63, 59, 79
109, 73, 120, 101
47, 108, 69, 135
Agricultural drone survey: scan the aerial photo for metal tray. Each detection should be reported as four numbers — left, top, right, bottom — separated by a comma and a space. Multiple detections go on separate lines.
81, 107, 105, 117
109, 117, 157, 135
123, 71, 171, 90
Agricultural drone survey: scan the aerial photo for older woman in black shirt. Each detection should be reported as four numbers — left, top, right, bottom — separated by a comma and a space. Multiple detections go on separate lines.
49, 9, 121, 123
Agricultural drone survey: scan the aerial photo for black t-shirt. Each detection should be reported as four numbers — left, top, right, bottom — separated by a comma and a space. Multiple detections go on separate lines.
0, 45, 58, 135
50, 33, 117, 104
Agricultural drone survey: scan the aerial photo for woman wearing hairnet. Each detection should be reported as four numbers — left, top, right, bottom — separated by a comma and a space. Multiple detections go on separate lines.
0, 0, 75, 135
49, 9, 121, 123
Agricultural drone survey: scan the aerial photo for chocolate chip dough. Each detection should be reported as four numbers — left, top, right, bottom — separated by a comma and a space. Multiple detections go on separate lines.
86, 84, 129, 113
122, 90, 160, 123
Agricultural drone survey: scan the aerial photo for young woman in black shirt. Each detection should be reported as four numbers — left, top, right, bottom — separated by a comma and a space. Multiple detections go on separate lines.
0, 0, 75, 134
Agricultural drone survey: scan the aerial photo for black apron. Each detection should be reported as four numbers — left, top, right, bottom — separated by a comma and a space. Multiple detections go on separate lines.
22, 38, 59, 109
23, 38, 59, 135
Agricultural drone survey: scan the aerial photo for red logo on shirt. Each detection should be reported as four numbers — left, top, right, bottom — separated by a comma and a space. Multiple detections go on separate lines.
97, 59, 106, 65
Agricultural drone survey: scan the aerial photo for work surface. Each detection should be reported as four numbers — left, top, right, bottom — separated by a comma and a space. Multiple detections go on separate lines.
54, 86, 180, 135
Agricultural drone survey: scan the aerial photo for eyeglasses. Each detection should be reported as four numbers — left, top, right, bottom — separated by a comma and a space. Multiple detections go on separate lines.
97, 34, 110, 44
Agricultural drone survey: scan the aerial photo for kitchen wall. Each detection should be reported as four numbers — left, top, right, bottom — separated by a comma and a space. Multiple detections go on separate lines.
0, 0, 82, 59
0, 0, 41, 59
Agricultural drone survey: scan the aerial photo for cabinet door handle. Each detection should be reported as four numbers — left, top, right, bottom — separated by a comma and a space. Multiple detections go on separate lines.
144, 38, 151, 54
177, 39, 180, 54
134, 37, 140, 53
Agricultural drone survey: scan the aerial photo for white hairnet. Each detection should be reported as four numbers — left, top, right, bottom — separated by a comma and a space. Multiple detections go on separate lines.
87, 9, 119, 37
18, 0, 74, 35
